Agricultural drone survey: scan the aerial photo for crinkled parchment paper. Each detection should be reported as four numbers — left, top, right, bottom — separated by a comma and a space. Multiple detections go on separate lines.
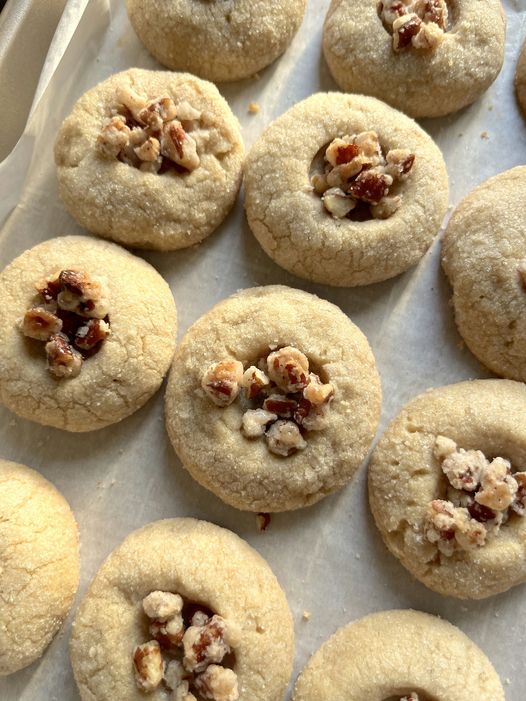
1, 0, 525, 698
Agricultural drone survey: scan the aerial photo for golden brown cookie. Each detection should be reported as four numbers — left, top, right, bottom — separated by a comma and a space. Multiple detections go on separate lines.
126, 0, 306, 82
293, 610, 504, 701
165, 285, 381, 512
55, 69, 244, 250
442, 167, 526, 382
70, 518, 294, 701
369, 380, 526, 599
0, 459, 80, 676
323, 0, 506, 118
0, 236, 176, 432
244, 93, 448, 287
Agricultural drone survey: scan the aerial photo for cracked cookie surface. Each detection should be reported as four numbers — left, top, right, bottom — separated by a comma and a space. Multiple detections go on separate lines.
125, 0, 306, 83
442, 166, 526, 383
70, 518, 294, 701
368, 379, 526, 599
293, 610, 504, 701
55, 68, 244, 250
165, 285, 381, 512
323, 0, 505, 118
0, 459, 79, 676
244, 93, 448, 287
0, 236, 177, 432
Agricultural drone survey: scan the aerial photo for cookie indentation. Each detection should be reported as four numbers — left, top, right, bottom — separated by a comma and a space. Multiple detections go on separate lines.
133, 590, 240, 701
19, 269, 111, 379
97, 86, 201, 175
202, 347, 335, 457
310, 131, 415, 221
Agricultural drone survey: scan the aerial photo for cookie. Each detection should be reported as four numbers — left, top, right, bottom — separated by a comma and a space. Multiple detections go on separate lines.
70, 518, 294, 701
293, 609, 504, 701
516, 38, 526, 117
55, 68, 244, 250
165, 285, 381, 512
368, 379, 526, 599
442, 167, 526, 382
323, 0, 506, 119
0, 459, 80, 676
125, 0, 306, 83
244, 93, 448, 287
0, 235, 177, 432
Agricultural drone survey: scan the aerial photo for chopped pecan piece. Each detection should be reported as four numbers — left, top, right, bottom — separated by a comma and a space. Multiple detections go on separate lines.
182, 615, 240, 674
241, 409, 277, 438
511, 472, 526, 516
385, 149, 416, 179
325, 138, 360, 167
263, 394, 298, 419
240, 365, 270, 399
191, 610, 211, 628
45, 333, 82, 378
267, 346, 309, 393
348, 170, 393, 205
441, 448, 488, 492
74, 319, 110, 351
303, 373, 334, 405
173, 681, 197, 701
143, 591, 183, 621
414, 0, 448, 27
393, 14, 422, 50
425, 499, 486, 556
133, 640, 164, 692
371, 195, 402, 219
321, 188, 356, 218
150, 616, 185, 650
164, 659, 185, 691
57, 269, 109, 319
266, 420, 307, 457
161, 121, 200, 171
400, 694, 420, 701
194, 665, 239, 701
202, 360, 244, 407
138, 96, 178, 130
475, 457, 518, 512
20, 307, 62, 341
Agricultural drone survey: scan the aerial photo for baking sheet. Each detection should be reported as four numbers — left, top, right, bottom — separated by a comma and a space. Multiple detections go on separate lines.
1, 0, 526, 698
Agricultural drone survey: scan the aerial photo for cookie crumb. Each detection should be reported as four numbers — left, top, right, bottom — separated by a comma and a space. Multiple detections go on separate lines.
480, 131, 489, 140
248, 102, 260, 114
302, 611, 311, 621
256, 512, 271, 532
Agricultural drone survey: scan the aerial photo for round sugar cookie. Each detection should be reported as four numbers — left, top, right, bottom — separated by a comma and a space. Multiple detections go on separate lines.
55, 68, 244, 250
0, 235, 177, 432
125, 0, 307, 83
0, 459, 80, 676
70, 518, 294, 701
293, 610, 504, 701
516, 38, 526, 117
165, 285, 382, 512
323, 0, 506, 119
442, 166, 526, 382
244, 93, 448, 287
368, 379, 526, 599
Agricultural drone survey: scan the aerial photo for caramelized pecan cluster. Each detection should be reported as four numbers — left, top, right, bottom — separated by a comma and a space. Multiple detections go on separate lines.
379, 0, 448, 52
97, 86, 201, 174
133, 591, 241, 701
311, 131, 415, 220
19, 270, 110, 378
201, 346, 335, 457
401, 695, 419, 701
424, 436, 526, 556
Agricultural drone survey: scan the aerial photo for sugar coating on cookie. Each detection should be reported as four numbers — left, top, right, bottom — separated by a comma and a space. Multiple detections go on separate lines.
0, 459, 80, 676
244, 93, 448, 287
323, 0, 506, 118
55, 69, 244, 250
165, 285, 382, 512
515, 39, 526, 117
0, 235, 177, 432
126, 0, 306, 83
293, 610, 504, 701
442, 166, 526, 383
368, 379, 526, 599
70, 518, 294, 701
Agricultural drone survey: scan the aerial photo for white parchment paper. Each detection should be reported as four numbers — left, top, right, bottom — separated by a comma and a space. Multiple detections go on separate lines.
1, 0, 526, 698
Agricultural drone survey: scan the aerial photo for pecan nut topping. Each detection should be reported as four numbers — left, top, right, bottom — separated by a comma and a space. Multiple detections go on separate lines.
19, 269, 111, 379
97, 86, 201, 175
380, 0, 447, 52
312, 131, 415, 220
202, 346, 335, 456
424, 436, 526, 555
